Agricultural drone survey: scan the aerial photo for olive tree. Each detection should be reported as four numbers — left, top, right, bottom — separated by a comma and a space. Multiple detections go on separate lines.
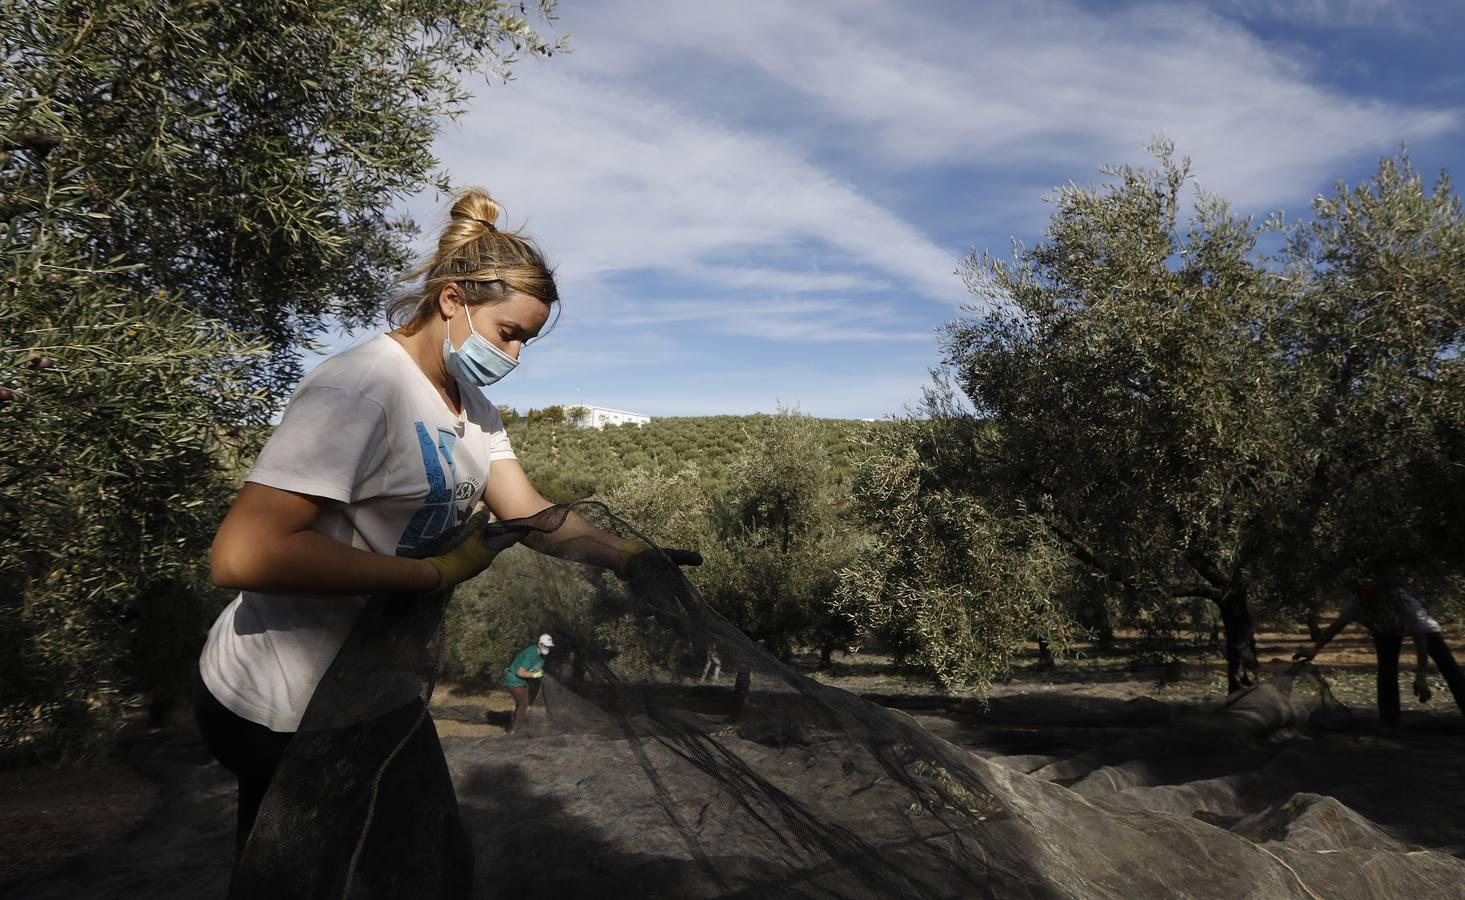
835, 410, 1078, 689
942, 142, 1298, 692
589, 463, 722, 676
1267, 155, 1465, 597
939, 143, 1465, 693
2, 0, 562, 394
705, 410, 862, 667
577, 413, 863, 714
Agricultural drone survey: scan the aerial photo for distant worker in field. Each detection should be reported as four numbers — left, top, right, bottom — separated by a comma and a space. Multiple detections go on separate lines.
505, 634, 553, 732
1296, 575, 1465, 727
702, 643, 722, 682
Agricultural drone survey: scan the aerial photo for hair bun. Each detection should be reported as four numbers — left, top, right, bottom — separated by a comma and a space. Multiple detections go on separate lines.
386, 185, 558, 333
450, 187, 502, 233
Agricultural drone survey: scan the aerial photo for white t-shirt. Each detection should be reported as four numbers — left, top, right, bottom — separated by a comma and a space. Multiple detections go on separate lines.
1338, 588, 1442, 636
199, 334, 516, 732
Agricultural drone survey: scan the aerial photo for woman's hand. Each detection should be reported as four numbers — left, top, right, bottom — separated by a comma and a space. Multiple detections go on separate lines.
423, 511, 513, 590
1414, 671, 1433, 703
617, 539, 703, 581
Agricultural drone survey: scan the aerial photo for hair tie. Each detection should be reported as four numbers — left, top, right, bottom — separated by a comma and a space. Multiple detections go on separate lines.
475, 217, 497, 232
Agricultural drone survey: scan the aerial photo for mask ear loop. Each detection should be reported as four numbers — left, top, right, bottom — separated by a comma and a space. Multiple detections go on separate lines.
451, 269, 505, 342
464, 267, 515, 342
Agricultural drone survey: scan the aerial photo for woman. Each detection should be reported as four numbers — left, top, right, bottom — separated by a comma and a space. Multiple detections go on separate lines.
194, 188, 696, 873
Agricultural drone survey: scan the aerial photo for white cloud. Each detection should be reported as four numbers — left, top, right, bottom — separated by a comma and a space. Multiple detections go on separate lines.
554, 0, 1458, 214
383, 0, 1462, 417
614, 295, 935, 343
1215, 0, 1455, 32
431, 68, 966, 305
418, 0, 1461, 321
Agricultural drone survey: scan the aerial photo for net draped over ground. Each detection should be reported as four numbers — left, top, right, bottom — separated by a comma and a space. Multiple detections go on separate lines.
230, 503, 1465, 900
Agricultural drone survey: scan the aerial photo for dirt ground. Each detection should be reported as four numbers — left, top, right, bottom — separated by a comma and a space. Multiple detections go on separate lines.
2, 617, 1462, 897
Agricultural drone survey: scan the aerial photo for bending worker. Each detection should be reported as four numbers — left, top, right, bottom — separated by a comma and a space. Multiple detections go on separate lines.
506, 634, 553, 732
1297, 575, 1465, 727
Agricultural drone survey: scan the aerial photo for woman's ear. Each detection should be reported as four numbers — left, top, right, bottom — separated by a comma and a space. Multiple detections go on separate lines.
437, 283, 463, 319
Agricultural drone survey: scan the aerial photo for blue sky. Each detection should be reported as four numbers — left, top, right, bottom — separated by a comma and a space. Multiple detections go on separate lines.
318, 0, 1465, 420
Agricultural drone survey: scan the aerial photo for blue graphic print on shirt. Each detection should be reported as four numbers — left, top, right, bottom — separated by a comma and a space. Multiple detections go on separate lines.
395, 421, 474, 555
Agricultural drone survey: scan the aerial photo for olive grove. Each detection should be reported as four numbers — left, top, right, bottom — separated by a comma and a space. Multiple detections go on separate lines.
851, 142, 1465, 693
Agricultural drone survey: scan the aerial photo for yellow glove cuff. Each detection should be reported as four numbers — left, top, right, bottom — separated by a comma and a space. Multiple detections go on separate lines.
425, 518, 501, 590
617, 539, 650, 580
426, 553, 470, 591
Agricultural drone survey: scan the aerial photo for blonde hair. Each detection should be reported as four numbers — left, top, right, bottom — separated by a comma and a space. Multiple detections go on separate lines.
387, 187, 559, 334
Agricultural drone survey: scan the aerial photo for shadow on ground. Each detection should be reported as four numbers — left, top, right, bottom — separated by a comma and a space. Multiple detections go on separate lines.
5, 672, 1465, 898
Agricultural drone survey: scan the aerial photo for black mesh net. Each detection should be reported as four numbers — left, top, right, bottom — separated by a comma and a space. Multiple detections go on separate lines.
229, 504, 1465, 900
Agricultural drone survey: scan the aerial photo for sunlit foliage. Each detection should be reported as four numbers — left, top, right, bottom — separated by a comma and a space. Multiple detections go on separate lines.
836, 412, 1078, 688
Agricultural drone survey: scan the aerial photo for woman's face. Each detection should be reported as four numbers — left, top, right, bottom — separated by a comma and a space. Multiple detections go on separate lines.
444, 286, 551, 362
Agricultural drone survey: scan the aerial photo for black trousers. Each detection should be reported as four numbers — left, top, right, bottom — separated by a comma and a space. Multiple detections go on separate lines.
192, 668, 294, 857
1371, 632, 1465, 727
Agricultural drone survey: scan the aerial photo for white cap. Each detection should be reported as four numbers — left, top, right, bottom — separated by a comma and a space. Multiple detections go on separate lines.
538, 633, 554, 649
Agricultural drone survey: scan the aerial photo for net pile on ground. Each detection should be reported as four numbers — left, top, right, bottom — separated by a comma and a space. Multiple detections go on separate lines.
231, 504, 1465, 900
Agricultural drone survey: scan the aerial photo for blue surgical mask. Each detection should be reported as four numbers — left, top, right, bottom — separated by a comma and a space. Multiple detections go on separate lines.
442, 309, 519, 386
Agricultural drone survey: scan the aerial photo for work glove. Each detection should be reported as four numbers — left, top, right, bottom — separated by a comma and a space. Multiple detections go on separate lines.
615, 539, 705, 640
423, 511, 517, 591
528, 671, 544, 680
1414, 671, 1433, 703
616, 539, 703, 581
1292, 646, 1318, 662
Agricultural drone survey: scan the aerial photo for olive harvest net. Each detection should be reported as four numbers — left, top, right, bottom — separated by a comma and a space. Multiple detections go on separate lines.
229, 504, 1465, 900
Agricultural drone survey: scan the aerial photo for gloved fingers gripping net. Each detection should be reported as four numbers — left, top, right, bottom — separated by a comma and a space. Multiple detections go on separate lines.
231, 503, 1461, 900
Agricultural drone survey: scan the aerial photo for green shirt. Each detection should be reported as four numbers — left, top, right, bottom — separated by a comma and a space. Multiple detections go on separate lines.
504, 645, 543, 688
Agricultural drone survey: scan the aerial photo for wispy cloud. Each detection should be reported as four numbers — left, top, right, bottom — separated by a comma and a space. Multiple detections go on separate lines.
381, 0, 1463, 418
430, 68, 966, 305
609, 296, 930, 343
1216, 0, 1459, 32
566, 0, 1457, 212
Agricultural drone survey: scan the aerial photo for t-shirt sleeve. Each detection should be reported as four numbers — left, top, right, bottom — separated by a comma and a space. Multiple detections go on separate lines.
509, 647, 539, 675
484, 402, 516, 462
247, 385, 390, 504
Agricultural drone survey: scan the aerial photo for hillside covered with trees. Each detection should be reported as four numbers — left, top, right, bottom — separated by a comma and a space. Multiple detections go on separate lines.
506, 413, 887, 503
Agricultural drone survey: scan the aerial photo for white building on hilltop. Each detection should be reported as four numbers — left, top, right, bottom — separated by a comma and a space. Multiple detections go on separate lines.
570, 405, 651, 429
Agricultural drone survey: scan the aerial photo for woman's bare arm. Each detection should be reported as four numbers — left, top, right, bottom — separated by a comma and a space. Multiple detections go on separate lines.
1297, 616, 1350, 659
481, 459, 627, 570
211, 483, 440, 595
1414, 633, 1432, 673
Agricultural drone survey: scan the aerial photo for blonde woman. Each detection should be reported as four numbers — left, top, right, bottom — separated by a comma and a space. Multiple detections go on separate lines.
192, 188, 698, 872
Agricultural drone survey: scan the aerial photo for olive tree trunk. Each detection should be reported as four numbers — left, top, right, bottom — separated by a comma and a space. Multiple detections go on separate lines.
1216, 584, 1260, 694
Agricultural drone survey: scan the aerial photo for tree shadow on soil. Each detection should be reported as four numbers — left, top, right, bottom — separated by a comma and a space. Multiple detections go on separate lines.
1, 728, 235, 899
457, 761, 734, 899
